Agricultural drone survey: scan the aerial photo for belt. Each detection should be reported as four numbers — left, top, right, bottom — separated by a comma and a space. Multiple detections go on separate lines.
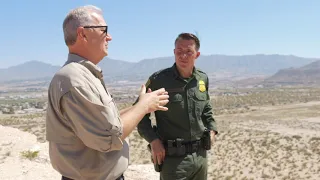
62, 174, 124, 180
163, 139, 204, 156
184, 140, 203, 153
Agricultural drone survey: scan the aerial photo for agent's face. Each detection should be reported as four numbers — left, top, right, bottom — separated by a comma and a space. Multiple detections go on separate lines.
80, 13, 112, 62
174, 39, 200, 70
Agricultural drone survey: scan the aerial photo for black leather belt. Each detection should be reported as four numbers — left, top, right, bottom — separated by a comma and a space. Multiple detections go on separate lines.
163, 139, 204, 156
184, 140, 203, 153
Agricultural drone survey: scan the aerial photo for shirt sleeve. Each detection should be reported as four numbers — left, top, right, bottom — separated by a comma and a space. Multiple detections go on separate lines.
60, 86, 123, 152
136, 77, 159, 143
202, 77, 218, 134
202, 98, 218, 134
137, 112, 159, 143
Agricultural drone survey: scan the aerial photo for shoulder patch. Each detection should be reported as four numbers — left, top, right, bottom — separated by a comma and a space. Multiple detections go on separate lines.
145, 78, 151, 87
150, 68, 171, 80
155, 68, 170, 75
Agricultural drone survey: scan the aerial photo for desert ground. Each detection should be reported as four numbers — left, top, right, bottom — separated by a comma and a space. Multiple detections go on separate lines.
0, 87, 319, 180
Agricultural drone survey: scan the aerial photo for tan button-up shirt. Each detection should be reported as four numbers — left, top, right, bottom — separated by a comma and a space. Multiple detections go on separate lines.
46, 54, 129, 180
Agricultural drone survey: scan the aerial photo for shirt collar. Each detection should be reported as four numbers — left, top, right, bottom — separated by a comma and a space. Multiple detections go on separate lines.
65, 53, 103, 79
171, 63, 201, 80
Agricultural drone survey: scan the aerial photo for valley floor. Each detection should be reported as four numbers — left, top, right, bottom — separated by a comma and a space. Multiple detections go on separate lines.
0, 100, 319, 180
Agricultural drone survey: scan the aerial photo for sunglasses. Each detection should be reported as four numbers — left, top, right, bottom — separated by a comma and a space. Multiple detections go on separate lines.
83, 25, 108, 34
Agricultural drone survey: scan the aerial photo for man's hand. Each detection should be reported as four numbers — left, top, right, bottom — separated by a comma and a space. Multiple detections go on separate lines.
150, 139, 165, 165
138, 85, 169, 113
210, 131, 216, 146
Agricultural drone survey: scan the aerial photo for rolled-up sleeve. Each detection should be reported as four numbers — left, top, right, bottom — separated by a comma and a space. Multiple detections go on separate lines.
60, 86, 123, 152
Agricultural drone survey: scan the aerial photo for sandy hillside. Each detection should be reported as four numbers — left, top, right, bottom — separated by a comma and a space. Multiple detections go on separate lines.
0, 125, 159, 180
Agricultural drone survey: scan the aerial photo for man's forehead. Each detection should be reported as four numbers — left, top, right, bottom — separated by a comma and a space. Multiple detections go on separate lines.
91, 12, 107, 25
176, 39, 196, 48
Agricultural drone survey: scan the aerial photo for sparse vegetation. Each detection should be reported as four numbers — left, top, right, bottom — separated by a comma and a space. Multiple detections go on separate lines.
20, 150, 39, 160
211, 87, 320, 115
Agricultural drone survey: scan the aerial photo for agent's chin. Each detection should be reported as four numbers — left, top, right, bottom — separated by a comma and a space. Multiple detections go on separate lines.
177, 62, 188, 68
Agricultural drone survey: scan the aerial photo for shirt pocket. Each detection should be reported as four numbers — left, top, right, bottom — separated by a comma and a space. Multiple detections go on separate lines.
193, 91, 209, 120
169, 93, 183, 102
167, 93, 184, 113
194, 91, 209, 101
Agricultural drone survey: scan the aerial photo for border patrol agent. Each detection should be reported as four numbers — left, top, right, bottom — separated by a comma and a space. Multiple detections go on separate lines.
137, 33, 218, 180
46, 5, 169, 180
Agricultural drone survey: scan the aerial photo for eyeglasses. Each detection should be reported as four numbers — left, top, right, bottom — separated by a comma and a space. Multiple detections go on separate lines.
83, 25, 108, 34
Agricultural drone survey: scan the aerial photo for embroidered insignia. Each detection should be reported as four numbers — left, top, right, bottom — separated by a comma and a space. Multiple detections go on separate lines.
199, 80, 206, 92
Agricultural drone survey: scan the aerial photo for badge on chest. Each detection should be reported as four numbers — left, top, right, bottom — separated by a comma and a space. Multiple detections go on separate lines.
198, 80, 206, 92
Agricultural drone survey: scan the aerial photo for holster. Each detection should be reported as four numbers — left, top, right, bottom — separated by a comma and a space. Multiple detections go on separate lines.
202, 128, 211, 150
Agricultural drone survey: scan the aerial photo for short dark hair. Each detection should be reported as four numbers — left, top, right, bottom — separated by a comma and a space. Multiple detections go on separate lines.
174, 33, 200, 51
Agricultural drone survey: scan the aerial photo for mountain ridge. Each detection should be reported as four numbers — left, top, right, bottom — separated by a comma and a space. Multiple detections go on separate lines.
264, 60, 320, 85
0, 54, 318, 83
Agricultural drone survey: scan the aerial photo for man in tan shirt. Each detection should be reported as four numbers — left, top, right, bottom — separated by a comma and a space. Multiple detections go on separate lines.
46, 5, 169, 180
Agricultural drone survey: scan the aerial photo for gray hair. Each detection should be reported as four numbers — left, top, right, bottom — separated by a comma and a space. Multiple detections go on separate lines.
63, 5, 103, 46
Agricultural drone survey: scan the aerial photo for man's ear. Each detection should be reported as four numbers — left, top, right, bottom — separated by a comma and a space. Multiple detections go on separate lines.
196, 51, 200, 58
77, 27, 87, 41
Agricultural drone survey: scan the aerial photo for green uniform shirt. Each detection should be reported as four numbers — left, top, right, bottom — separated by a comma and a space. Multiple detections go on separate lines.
137, 63, 218, 143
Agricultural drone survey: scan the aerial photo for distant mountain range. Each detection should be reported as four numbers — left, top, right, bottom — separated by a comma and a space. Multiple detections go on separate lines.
265, 59, 320, 85
0, 54, 318, 84
0, 61, 60, 82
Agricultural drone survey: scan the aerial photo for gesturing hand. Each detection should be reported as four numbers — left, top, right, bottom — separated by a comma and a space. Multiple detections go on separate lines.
138, 85, 169, 113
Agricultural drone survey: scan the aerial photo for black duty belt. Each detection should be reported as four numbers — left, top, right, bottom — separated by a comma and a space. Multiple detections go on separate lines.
163, 139, 204, 156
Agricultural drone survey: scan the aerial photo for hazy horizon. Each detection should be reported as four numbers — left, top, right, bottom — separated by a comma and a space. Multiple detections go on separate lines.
1, 53, 319, 69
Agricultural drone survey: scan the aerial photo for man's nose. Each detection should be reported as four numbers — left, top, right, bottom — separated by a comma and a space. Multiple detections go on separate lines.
106, 33, 112, 41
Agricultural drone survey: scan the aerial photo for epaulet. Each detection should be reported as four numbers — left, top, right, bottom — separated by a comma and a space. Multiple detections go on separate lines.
196, 68, 207, 76
145, 68, 170, 87
150, 68, 171, 80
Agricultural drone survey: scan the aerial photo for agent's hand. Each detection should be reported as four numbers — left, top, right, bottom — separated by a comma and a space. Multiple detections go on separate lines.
138, 85, 169, 113
150, 138, 165, 165
210, 131, 216, 146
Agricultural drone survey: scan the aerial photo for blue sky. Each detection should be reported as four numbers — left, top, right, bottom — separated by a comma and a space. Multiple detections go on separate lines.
0, 0, 319, 68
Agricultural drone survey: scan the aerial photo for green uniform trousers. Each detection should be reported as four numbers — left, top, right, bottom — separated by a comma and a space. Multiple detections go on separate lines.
160, 149, 207, 180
